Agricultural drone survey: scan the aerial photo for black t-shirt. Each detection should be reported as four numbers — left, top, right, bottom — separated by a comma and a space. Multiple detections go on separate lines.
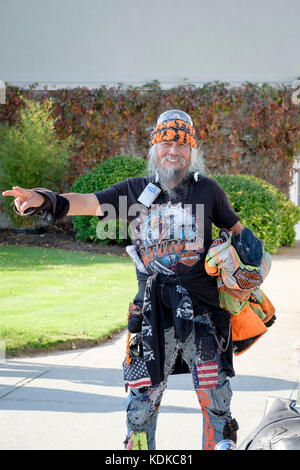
94, 174, 239, 308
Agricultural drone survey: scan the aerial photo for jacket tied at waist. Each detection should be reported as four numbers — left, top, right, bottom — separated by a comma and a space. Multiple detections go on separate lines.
140, 271, 195, 387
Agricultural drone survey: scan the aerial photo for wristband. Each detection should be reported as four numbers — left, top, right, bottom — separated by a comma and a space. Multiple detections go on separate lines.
13, 188, 70, 225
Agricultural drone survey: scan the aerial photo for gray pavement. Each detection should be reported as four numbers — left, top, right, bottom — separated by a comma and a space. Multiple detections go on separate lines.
1, 243, 300, 450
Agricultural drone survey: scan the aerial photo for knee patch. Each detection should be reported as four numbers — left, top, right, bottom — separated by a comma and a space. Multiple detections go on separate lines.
125, 431, 148, 450
126, 384, 165, 430
126, 389, 152, 427
209, 377, 233, 414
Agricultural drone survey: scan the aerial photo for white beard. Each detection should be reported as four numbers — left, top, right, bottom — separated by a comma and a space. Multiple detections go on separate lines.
157, 155, 190, 198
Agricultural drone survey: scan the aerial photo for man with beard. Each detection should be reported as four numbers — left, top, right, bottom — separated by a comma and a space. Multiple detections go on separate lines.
3, 110, 243, 450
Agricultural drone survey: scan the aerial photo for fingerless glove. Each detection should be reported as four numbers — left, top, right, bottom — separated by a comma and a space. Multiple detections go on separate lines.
13, 188, 70, 226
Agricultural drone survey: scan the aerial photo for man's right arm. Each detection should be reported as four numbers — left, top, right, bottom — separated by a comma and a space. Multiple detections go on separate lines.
1, 186, 103, 217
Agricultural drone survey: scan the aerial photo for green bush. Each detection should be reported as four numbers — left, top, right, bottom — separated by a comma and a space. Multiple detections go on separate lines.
0, 98, 74, 228
210, 174, 280, 253
242, 175, 300, 247
71, 155, 147, 244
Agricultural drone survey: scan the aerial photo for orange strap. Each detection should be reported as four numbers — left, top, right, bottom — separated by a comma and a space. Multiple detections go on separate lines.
125, 331, 132, 365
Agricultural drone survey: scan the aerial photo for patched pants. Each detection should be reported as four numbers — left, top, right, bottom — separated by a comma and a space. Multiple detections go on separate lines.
124, 315, 234, 450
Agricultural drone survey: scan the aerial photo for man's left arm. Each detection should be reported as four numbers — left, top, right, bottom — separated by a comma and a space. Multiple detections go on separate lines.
230, 221, 243, 235
211, 182, 242, 233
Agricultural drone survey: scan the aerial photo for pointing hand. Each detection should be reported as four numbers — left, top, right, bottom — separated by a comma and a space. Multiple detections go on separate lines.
2, 186, 45, 214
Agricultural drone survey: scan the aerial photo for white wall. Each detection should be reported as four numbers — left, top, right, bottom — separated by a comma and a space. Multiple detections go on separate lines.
290, 157, 300, 240
1, 0, 300, 88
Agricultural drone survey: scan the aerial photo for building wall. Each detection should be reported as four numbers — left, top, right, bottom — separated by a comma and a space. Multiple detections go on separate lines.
0, 0, 300, 88
290, 157, 300, 240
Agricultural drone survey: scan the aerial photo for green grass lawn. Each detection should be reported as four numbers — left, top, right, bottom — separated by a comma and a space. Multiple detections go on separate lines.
0, 245, 137, 356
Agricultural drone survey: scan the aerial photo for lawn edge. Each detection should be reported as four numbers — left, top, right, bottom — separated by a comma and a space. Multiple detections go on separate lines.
5, 327, 127, 358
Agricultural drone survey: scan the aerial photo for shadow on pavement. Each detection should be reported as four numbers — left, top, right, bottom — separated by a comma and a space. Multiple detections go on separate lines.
1, 361, 297, 392
0, 360, 297, 414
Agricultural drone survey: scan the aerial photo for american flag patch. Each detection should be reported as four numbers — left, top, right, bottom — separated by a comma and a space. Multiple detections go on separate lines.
123, 358, 152, 389
193, 362, 218, 390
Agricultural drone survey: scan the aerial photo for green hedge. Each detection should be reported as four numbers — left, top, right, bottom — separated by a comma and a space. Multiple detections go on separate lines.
210, 173, 299, 253
242, 174, 300, 247
0, 98, 73, 228
71, 155, 147, 244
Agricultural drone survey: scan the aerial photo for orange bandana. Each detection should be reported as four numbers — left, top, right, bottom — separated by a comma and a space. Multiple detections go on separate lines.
151, 119, 197, 147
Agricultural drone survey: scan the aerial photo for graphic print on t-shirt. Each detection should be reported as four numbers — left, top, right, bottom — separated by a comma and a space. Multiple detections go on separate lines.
131, 201, 204, 274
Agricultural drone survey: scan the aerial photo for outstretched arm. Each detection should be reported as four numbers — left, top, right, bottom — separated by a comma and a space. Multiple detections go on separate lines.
58, 191, 102, 216
2, 186, 103, 217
